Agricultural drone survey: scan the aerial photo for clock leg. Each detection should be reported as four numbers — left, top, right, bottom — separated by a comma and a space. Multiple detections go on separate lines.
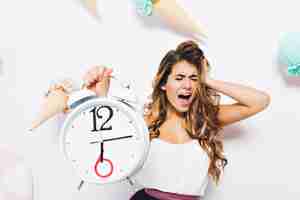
77, 180, 84, 191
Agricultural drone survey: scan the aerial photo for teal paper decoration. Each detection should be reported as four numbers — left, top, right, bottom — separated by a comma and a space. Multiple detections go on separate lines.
133, 0, 153, 16
287, 65, 300, 76
279, 32, 300, 76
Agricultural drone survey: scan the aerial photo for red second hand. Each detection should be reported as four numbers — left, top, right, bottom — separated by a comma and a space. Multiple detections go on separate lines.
94, 141, 113, 178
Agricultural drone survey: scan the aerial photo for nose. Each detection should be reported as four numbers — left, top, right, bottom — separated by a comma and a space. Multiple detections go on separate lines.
182, 79, 192, 90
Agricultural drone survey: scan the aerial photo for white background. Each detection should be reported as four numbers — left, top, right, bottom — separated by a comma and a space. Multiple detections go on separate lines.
0, 0, 300, 199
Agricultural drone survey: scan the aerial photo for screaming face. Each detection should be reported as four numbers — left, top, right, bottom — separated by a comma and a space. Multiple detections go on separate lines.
161, 60, 199, 113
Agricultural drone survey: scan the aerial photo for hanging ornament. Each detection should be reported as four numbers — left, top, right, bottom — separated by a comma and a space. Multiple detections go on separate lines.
279, 32, 300, 76
133, 0, 207, 41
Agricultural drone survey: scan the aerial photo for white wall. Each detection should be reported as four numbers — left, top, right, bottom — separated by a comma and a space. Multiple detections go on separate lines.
1, 0, 300, 199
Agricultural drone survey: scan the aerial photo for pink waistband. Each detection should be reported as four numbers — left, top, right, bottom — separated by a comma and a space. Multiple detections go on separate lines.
144, 188, 201, 200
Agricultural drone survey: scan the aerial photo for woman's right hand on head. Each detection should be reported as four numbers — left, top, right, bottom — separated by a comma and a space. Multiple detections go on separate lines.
82, 65, 113, 97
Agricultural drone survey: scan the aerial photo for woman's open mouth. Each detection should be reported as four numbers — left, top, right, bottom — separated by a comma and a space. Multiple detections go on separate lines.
177, 93, 193, 107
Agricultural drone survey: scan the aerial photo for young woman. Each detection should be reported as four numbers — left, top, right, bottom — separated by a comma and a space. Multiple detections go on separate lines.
82, 40, 271, 200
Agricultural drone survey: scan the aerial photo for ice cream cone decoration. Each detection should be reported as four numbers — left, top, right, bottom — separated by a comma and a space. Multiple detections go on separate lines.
29, 79, 73, 131
133, 0, 207, 41
81, 0, 99, 18
29, 89, 69, 131
152, 0, 208, 41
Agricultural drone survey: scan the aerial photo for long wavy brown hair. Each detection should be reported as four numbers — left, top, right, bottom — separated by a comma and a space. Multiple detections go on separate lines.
144, 40, 228, 184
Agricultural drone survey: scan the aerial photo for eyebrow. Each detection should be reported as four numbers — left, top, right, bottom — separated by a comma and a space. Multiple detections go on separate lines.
175, 73, 198, 78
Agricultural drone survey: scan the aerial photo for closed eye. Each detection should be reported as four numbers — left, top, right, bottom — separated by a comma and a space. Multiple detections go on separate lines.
190, 75, 198, 81
175, 74, 198, 81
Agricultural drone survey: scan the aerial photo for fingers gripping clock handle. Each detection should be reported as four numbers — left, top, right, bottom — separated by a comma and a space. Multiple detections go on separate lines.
81, 74, 140, 107
80, 72, 111, 97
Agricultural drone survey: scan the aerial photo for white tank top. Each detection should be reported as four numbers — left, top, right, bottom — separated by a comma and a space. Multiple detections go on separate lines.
132, 138, 210, 196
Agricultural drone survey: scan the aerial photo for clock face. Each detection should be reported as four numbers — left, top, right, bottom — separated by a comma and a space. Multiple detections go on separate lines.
60, 98, 149, 184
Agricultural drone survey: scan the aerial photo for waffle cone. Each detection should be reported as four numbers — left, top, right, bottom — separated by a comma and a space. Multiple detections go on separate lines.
153, 0, 207, 41
29, 89, 68, 131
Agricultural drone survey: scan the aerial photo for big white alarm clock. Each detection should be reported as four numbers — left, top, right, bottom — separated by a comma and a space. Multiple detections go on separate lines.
59, 77, 150, 190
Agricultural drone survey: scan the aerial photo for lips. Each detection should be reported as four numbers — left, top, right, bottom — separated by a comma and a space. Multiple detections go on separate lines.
177, 93, 193, 107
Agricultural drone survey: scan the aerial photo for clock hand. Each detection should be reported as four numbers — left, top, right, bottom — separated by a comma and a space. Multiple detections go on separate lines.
100, 141, 104, 162
90, 141, 100, 144
103, 135, 133, 142
90, 136, 103, 144
90, 135, 133, 144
